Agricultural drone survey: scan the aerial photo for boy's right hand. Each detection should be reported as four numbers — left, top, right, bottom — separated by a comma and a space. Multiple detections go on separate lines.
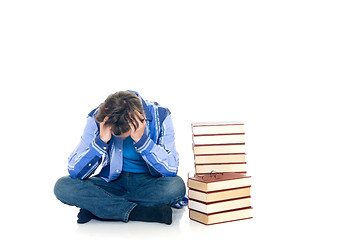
99, 117, 112, 143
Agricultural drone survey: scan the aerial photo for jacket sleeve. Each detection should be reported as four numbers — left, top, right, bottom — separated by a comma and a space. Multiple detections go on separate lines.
134, 114, 179, 177
67, 116, 110, 179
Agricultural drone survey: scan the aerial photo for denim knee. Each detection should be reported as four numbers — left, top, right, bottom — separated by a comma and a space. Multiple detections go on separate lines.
54, 176, 77, 205
167, 176, 186, 202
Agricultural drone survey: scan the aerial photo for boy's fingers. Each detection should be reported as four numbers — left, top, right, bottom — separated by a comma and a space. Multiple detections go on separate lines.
131, 111, 144, 125
135, 111, 145, 122
101, 116, 109, 125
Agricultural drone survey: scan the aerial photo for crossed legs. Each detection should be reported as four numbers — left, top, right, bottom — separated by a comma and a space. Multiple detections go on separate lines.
54, 172, 186, 224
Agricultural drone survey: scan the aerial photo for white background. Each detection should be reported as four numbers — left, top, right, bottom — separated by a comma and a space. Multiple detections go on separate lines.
1, 0, 360, 239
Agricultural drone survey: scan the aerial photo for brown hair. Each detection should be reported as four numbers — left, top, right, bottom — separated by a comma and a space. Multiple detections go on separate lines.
95, 91, 144, 135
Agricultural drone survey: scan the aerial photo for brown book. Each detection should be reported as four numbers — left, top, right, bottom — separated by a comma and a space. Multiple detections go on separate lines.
192, 122, 245, 135
188, 186, 251, 203
193, 133, 245, 145
188, 172, 251, 192
189, 196, 251, 214
189, 207, 252, 225
194, 153, 246, 164
193, 143, 246, 155
195, 162, 247, 174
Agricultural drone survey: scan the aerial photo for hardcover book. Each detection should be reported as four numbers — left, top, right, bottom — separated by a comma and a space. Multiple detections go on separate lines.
192, 122, 245, 135
188, 186, 251, 203
195, 162, 247, 174
189, 196, 251, 214
187, 172, 251, 192
189, 207, 252, 225
194, 153, 246, 164
193, 133, 245, 145
193, 143, 246, 155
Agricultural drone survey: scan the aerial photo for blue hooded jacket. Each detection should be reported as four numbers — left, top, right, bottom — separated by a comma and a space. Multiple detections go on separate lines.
67, 91, 179, 182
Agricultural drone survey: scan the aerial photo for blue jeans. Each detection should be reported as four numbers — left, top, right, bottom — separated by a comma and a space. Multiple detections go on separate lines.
54, 172, 186, 222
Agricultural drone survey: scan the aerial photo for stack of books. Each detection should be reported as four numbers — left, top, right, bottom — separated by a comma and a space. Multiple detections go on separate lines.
192, 122, 247, 174
188, 122, 253, 225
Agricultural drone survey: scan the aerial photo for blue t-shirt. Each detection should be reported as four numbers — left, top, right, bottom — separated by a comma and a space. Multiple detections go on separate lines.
122, 137, 149, 173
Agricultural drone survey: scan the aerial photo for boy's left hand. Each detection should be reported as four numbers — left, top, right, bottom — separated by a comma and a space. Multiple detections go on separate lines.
129, 111, 146, 143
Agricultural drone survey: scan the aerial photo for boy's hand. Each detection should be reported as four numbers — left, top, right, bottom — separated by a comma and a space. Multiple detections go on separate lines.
99, 116, 112, 143
130, 111, 146, 143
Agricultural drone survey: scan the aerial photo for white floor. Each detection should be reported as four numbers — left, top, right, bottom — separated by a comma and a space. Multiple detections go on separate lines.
49, 204, 256, 240
4, 169, 360, 240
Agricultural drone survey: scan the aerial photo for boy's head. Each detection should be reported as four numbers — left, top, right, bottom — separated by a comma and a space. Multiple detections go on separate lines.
95, 91, 144, 136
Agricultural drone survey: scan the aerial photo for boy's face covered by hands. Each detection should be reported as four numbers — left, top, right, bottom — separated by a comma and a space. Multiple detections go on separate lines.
99, 111, 146, 143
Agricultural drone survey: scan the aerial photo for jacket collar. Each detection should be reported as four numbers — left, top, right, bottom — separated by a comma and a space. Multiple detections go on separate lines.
127, 90, 152, 121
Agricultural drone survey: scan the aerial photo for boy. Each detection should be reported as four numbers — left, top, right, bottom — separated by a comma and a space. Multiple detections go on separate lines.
54, 90, 186, 224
